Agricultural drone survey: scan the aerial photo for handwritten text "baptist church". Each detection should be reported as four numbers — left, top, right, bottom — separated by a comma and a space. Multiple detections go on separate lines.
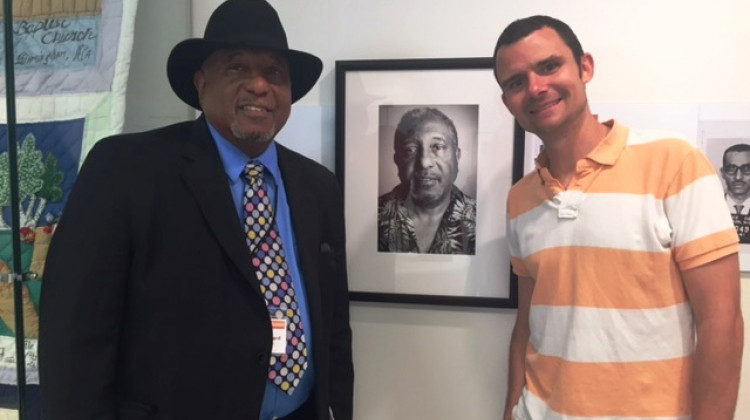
12, 18, 98, 69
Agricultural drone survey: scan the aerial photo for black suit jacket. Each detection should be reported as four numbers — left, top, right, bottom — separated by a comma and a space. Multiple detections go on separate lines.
39, 117, 354, 420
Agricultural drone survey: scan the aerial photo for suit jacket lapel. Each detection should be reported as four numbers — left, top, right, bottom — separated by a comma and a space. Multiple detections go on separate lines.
179, 118, 261, 296
277, 145, 323, 320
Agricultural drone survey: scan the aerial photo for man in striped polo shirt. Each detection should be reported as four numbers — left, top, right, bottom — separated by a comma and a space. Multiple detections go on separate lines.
493, 15, 743, 420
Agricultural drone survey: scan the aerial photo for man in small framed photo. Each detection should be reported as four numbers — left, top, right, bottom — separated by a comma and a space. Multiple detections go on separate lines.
377, 106, 477, 255
721, 143, 750, 242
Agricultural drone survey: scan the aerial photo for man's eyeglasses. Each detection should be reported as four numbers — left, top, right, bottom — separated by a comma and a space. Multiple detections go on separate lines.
722, 164, 750, 176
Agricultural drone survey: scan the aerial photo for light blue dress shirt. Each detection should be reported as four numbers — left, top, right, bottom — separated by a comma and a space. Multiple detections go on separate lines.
207, 122, 314, 420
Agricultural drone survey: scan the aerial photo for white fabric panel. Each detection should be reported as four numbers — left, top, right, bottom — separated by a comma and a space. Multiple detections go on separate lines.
665, 174, 736, 248
0, 336, 38, 385
0, 93, 107, 123
529, 303, 695, 363
509, 192, 674, 258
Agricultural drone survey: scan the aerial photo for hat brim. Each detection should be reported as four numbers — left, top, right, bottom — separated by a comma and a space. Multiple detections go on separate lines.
167, 39, 323, 109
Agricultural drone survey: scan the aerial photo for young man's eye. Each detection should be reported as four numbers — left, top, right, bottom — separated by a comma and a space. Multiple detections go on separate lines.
540, 62, 560, 74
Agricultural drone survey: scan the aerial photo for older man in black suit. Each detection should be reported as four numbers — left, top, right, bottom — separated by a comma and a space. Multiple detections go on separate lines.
38, 1, 354, 419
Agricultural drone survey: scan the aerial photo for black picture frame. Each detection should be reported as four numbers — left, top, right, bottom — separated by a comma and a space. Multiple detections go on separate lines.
335, 57, 524, 308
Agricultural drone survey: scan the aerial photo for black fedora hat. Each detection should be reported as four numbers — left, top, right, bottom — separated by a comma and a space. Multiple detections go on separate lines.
167, 0, 323, 109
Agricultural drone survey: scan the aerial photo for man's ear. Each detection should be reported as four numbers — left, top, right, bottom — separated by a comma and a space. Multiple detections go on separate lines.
193, 70, 205, 98
580, 52, 594, 84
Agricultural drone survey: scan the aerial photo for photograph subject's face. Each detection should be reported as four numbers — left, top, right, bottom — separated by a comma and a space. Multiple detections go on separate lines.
395, 120, 460, 207
723, 150, 750, 199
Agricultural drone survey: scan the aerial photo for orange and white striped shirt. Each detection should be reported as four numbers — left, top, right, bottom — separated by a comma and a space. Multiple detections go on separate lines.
507, 120, 739, 420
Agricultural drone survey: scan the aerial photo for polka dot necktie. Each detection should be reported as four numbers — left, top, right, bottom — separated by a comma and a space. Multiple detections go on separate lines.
242, 161, 308, 394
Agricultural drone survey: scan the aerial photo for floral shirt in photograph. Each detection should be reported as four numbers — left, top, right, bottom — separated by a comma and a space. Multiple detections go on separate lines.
377, 184, 476, 255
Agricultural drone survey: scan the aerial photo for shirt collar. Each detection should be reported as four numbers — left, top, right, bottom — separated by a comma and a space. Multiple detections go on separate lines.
206, 120, 281, 182
726, 194, 750, 211
585, 119, 627, 166
534, 119, 627, 171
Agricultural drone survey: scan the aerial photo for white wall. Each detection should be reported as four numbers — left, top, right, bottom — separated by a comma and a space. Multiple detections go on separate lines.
134, 1, 750, 419
123, 0, 194, 132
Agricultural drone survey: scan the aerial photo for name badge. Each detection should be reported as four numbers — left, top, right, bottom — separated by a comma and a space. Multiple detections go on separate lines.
271, 318, 287, 355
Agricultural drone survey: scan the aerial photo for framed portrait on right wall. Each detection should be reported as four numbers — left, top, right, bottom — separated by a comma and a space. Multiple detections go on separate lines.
698, 103, 750, 271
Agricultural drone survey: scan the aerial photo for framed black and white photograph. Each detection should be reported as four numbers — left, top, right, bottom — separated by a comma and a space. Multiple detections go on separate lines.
698, 106, 750, 270
335, 57, 522, 307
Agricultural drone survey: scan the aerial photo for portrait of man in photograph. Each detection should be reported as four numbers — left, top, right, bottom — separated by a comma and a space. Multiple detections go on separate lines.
721, 143, 750, 242
377, 105, 477, 255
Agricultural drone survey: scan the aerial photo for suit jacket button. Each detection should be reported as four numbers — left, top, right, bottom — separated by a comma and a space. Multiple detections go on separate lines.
257, 352, 268, 365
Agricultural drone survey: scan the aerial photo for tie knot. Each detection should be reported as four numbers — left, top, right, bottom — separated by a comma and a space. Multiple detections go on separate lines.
244, 161, 265, 185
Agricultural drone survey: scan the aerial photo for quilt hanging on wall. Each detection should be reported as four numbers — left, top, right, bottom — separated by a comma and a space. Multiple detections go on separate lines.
0, 0, 139, 414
